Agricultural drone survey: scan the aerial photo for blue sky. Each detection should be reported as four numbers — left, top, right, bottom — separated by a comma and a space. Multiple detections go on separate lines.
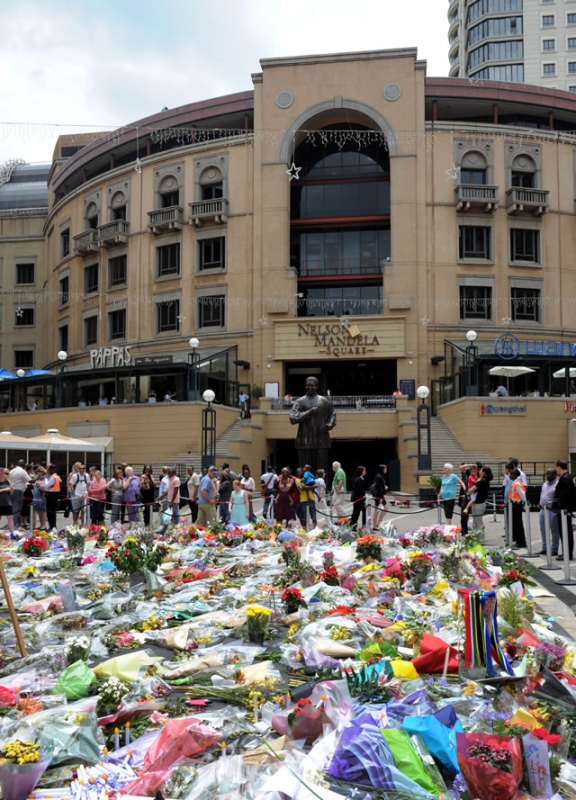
0, 0, 449, 163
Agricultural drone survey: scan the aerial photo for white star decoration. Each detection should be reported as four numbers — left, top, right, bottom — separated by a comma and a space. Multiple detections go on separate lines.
259, 316, 268, 326
15, 308, 23, 318
286, 162, 301, 181
502, 316, 512, 325
339, 316, 350, 327
421, 317, 430, 326
445, 162, 461, 182
177, 315, 186, 324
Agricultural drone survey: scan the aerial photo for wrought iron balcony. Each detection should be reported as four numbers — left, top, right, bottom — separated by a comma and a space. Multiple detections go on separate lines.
73, 228, 99, 255
147, 206, 184, 234
297, 258, 386, 278
455, 184, 499, 213
98, 219, 130, 247
189, 198, 229, 227
506, 187, 549, 216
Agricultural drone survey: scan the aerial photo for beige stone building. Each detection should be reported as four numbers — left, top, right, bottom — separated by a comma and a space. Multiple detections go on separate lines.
3, 48, 576, 489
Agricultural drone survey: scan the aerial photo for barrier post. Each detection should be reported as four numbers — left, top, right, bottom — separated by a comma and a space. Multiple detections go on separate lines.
555, 510, 576, 585
506, 499, 513, 548
437, 499, 442, 525
492, 492, 497, 523
540, 507, 560, 571
523, 500, 538, 559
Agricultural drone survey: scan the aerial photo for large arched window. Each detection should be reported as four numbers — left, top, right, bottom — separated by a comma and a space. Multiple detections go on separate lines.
290, 124, 390, 317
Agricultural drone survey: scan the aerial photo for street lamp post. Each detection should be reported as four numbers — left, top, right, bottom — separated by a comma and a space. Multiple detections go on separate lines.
201, 389, 216, 470
56, 350, 67, 408
416, 384, 432, 472
465, 329, 479, 396
188, 337, 200, 401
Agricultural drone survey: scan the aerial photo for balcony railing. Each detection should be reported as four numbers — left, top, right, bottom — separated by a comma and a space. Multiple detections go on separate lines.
506, 186, 549, 216
271, 395, 396, 410
73, 228, 99, 255
455, 184, 499, 213
98, 219, 130, 247
147, 206, 184, 234
189, 198, 229, 226
297, 259, 386, 278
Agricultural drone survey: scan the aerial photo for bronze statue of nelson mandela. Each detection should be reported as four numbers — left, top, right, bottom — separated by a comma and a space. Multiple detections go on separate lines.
289, 376, 336, 473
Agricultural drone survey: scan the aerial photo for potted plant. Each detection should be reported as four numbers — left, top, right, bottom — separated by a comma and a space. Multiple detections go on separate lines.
251, 384, 264, 409
245, 605, 271, 643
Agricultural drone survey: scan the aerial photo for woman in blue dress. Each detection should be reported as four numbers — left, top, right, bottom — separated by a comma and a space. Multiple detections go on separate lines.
229, 479, 250, 526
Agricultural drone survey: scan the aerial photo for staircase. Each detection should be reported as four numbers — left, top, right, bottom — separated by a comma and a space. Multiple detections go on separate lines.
151, 418, 263, 476
424, 416, 501, 476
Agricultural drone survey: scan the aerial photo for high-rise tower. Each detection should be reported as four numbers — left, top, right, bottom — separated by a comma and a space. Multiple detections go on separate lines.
449, 0, 576, 92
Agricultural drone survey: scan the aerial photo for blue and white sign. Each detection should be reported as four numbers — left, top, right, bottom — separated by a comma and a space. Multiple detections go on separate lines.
494, 334, 576, 359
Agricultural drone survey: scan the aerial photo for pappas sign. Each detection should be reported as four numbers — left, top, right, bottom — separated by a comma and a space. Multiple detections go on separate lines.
90, 346, 132, 369
494, 333, 576, 359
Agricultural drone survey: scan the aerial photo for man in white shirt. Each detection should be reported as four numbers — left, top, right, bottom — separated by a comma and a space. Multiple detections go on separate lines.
260, 466, 278, 519
9, 460, 29, 530
70, 464, 89, 525
186, 466, 200, 523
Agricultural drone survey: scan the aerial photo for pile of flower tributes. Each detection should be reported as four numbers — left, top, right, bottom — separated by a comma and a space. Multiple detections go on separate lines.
0, 520, 575, 799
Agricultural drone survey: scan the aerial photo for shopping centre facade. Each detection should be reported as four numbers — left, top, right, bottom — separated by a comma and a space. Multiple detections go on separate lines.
3, 48, 576, 487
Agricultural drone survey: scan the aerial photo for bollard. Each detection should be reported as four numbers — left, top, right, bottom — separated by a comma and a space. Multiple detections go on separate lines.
492, 492, 497, 523
506, 500, 514, 549
523, 499, 538, 559
541, 506, 561, 571
555, 510, 576, 585
437, 499, 442, 525
366, 499, 372, 532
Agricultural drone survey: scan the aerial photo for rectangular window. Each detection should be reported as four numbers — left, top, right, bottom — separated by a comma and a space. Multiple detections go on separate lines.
60, 228, 70, 258
15, 262, 35, 285
112, 205, 127, 221
569, 61, 576, 73
15, 306, 34, 327
161, 190, 180, 208
14, 350, 33, 370
511, 287, 541, 322
157, 243, 180, 277
458, 226, 491, 259
59, 324, 69, 353
459, 286, 493, 320
542, 39, 556, 51
84, 264, 99, 294
542, 14, 555, 26
198, 295, 225, 328
543, 62, 556, 74
460, 168, 486, 185
156, 300, 180, 333
568, 38, 576, 48
201, 182, 224, 200
87, 214, 98, 230
199, 238, 225, 271
512, 171, 535, 188
108, 309, 126, 340
108, 255, 127, 288
569, 85, 576, 92
59, 276, 69, 306
510, 228, 540, 263
569, 13, 576, 24
84, 316, 98, 346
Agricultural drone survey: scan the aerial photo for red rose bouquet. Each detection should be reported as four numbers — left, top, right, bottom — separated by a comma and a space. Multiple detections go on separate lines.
286, 697, 329, 743
456, 732, 522, 800
318, 565, 340, 586
280, 588, 307, 615
22, 537, 47, 558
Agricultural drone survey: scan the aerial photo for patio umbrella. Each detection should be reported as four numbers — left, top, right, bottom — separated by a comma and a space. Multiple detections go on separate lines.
0, 369, 16, 380
553, 367, 576, 379
23, 369, 52, 377
489, 366, 536, 378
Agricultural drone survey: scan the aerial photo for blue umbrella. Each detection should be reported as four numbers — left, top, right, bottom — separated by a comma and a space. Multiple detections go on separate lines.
0, 369, 16, 380
24, 369, 52, 377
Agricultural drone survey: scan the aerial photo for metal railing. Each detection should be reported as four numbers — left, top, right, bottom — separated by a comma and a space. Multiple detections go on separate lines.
271, 395, 396, 410
298, 259, 385, 277
147, 206, 185, 226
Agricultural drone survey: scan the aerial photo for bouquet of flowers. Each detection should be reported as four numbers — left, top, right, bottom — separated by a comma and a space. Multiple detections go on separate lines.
498, 567, 536, 588
356, 535, 382, 562
96, 676, 130, 713
0, 741, 50, 800
408, 552, 435, 590
106, 538, 168, 575
245, 606, 271, 643
280, 588, 306, 615
286, 697, 328, 743
281, 542, 300, 565
21, 537, 47, 558
456, 732, 522, 800
65, 634, 90, 665
534, 641, 566, 671
65, 525, 86, 556
322, 550, 335, 567
318, 565, 340, 586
